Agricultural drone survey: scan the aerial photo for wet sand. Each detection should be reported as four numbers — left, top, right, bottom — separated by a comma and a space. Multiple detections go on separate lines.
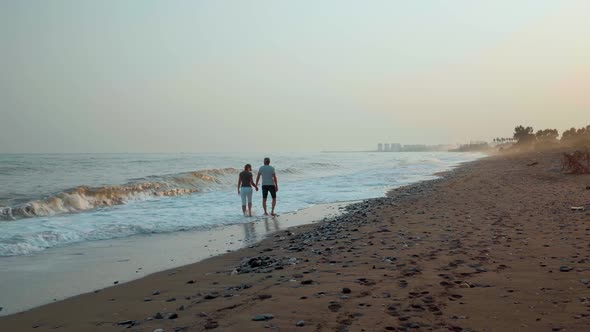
0, 202, 350, 316
2, 150, 590, 331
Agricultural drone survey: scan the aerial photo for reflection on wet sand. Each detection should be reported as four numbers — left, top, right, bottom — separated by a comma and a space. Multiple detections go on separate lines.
242, 216, 281, 245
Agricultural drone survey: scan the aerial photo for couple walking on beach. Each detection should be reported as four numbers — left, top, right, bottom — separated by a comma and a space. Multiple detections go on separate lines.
237, 157, 278, 217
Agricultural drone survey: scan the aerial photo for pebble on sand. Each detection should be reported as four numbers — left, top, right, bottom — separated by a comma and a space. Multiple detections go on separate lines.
252, 314, 274, 321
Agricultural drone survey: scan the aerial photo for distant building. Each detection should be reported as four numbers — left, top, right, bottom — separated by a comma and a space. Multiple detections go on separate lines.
377, 143, 383, 152
384, 143, 390, 152
390, 143, 402, 152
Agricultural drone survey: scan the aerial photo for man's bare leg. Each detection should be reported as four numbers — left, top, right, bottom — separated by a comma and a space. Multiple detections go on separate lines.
271, 198, 277, 216
262, 198, 269, 215
248, 203, 253, 217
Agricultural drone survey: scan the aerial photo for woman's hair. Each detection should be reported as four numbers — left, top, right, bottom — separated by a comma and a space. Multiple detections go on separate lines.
244, 164, 252, 171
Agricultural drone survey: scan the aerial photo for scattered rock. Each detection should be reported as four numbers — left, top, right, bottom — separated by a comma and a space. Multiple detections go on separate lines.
204, 293, 219, 300
166, 297, 176, 302
152, 290, 160, 296
117, 320, 136, 326
328, 302, 342, 312
296, 320, 306, 327
204, 321, 219, 329
153, 329, 165, 332
113, 281, 119, 285
342, 287, 351, 294
186, 280, 195, 284
301, 280, 314, 285
252, 314, 274, 321
258, 294, 272, 300
154, 312, 164, 319
559, 266, 573, 272
167, 313, 178, 320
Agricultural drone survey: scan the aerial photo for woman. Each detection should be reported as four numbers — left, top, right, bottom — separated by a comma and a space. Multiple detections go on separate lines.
238, 164, 258, 216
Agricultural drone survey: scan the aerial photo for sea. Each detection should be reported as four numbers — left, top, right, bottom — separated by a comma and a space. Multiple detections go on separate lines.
0, 152, 483, 257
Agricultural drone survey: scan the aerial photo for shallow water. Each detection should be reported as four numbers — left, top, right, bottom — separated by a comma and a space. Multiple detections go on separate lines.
0, 152, 483, 256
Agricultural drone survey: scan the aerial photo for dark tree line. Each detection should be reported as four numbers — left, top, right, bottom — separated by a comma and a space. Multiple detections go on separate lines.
510, 124, 590, 147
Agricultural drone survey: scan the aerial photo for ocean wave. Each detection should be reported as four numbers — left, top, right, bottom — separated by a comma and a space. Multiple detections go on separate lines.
0, 168, 238, 221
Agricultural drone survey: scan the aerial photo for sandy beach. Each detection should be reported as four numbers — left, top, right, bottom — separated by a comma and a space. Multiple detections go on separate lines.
1, 150, 589, 332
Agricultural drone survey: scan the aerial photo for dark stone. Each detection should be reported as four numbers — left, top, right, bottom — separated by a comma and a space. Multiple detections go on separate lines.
559, 266, 573, 272
152, 290, 160, 295
296, 320, 305, 327
204, 321, 219, 329
144, 298, 152, 302
187, 280, 195, 284
342, 287, 351, 294
166, 297, 176, 302
113, 281, 119, 285
167, 312, 178, 320
258, 294, 272, 300
154, 312, 164, 319
204, 293, 219, 300
252, 314, 274, 321
328, 302, 342, 312
117, 320, 136, 326
301, 280, 314, 285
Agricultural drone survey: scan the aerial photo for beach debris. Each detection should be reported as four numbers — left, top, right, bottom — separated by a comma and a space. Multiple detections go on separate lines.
236, 255, 294, 274
570, 206, 585, 211
152, 290, 160, 295
166, 297, 176, 302
300, 279, 314, 285
144, 298, 152, 302
342, 287, 352, 294
258, 294, 272, 300
252, 314, 274, 321
113, 281, 119, 285
153, 312, 165, 319
296, 320, 306, 327
186, 279, 195, 284
527, 161, 539, 166
166, 312, 178, 320
562, 150, 590, 174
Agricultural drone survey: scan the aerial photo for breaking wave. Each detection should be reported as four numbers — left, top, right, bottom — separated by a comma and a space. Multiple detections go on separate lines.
0, 168, 238, 221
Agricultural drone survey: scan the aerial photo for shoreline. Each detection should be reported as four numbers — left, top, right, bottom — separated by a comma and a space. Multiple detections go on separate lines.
0, 201, 353, 317
2, 150, 589, 331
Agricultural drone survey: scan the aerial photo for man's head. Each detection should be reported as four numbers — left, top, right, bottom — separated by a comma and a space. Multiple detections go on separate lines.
264, 157, 270, 165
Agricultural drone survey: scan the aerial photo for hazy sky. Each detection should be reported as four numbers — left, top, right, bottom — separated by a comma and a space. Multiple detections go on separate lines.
1, 1, 588, 153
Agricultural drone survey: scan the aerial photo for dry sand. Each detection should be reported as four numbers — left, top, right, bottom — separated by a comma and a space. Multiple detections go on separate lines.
1, 150, 589, 332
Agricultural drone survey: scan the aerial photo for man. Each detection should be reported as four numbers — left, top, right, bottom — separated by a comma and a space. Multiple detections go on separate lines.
255, 157, 278, 216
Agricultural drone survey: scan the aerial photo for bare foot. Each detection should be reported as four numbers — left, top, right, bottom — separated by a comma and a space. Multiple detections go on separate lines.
263, 212, 269, 216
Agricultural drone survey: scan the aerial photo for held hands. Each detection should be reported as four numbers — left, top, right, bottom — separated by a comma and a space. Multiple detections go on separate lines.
254, 185, 259, 191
